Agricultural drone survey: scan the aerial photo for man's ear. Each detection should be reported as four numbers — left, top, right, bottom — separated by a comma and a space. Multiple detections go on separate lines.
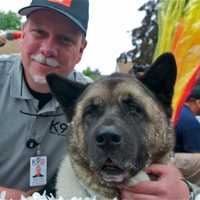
196, 99, 200, 108
46, 73, 88, 121
142, 53, 177, 118
76, 38, 87, 63
80, 39, 87, 54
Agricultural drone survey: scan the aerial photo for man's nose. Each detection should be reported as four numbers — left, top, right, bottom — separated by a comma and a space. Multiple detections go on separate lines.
40, 38, 58, 57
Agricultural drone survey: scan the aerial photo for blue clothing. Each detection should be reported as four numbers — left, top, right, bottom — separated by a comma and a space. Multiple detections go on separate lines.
175, 105, 200, 152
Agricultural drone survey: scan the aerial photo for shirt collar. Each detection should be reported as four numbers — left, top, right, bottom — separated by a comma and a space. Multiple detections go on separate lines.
9, 57, 77, 109
10, 56, 33, 99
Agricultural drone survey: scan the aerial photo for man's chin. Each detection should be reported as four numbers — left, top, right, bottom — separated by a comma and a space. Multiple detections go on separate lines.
32, 75, 47, 84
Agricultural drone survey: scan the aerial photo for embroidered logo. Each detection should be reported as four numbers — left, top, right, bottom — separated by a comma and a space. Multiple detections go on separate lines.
49, 120, 68, 136
48, 0, 72, 7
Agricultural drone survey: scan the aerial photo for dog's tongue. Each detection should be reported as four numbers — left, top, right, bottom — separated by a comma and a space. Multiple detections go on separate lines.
101, 170, 126, 182
101, 173, 124, 183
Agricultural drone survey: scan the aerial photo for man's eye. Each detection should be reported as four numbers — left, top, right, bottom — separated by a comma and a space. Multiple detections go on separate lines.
60, 36, 73, 44
32, 29, 45, 37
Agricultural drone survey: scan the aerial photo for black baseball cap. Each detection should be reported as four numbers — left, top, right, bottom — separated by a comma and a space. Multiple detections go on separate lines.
18, 0, 89, 35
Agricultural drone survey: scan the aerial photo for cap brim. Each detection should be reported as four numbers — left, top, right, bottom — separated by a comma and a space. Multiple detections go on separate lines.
19, 6, 86, 35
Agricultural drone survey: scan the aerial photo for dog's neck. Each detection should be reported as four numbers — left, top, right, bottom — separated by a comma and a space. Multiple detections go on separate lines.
70, 154, 118, 199
70, 154, 151, 200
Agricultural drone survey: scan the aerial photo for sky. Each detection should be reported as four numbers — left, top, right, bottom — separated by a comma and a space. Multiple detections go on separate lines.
1, 0, 146, 74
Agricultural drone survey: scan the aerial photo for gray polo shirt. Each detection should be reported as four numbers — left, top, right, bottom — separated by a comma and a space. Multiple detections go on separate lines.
0, 54, 90, 191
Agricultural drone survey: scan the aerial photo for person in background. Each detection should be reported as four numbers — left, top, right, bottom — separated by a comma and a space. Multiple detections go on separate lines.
0, 0, 197, 199
175, 78, 200, 152
0, 35, 7, 47
0, 31, 22, 47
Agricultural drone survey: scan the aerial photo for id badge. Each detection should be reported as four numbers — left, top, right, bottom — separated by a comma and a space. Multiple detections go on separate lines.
30, 156, 47, 187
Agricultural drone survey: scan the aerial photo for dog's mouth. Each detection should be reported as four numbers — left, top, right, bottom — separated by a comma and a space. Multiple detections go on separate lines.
100, 159, 128, 183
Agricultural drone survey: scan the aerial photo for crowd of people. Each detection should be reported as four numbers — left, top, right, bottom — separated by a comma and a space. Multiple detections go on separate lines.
0, 0, 200, 199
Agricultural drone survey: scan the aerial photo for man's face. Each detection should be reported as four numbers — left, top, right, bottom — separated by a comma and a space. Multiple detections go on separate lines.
21, 9, 87, 93
196, 99, 200, 115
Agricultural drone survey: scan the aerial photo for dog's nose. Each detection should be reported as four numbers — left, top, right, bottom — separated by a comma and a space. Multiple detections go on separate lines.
95, 126, 122, 147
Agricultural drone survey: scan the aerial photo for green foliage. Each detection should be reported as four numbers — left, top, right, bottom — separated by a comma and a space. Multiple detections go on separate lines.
82, 67, 102, 80
0, 11, 22, 30
118, 0, 159, 70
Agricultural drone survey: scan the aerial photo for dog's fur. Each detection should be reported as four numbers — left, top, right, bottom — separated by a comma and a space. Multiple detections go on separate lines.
46, 53, 177, 200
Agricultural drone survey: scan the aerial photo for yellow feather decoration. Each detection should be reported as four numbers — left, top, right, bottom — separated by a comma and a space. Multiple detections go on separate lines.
153, 0, 200, 124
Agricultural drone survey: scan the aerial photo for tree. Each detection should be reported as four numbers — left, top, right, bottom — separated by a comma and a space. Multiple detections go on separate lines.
130, 0, 159, 66
82, 67, 102, 80
0, 11, 22, 30
117, 0, 159, 72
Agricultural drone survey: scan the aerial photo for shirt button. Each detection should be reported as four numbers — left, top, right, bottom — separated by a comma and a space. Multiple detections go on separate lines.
26, 138, 39, 149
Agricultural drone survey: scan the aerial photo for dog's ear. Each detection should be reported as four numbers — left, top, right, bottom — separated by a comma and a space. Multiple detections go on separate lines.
142, 53, 177, 118
46, 73, 88, 121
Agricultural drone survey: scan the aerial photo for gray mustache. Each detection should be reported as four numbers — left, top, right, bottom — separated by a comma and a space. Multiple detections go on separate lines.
31, 54, 60, 67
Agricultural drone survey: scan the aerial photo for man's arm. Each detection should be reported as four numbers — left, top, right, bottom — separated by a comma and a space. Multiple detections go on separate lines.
0, 187, 27, 200
175, 153, 200, 186
0, 186, 41, 200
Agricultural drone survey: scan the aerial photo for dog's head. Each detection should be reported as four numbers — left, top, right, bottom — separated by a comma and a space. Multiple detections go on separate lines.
46, 53, 176, 187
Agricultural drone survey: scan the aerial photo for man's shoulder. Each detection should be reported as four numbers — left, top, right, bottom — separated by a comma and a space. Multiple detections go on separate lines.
178, 105, 200, 129
69, 71, 93, 84
0, 53, 20, 62
0, 54, 20, 73
180, 105, 194, 119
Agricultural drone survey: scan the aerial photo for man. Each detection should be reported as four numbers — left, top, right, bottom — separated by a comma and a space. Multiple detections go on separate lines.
0, 0, 195, 199
0, 0, 88, 199
176, 80, 200, 152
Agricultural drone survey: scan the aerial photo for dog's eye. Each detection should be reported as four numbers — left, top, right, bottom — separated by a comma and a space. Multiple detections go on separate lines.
121, 96, 143, 115
84, 104, 100, 116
